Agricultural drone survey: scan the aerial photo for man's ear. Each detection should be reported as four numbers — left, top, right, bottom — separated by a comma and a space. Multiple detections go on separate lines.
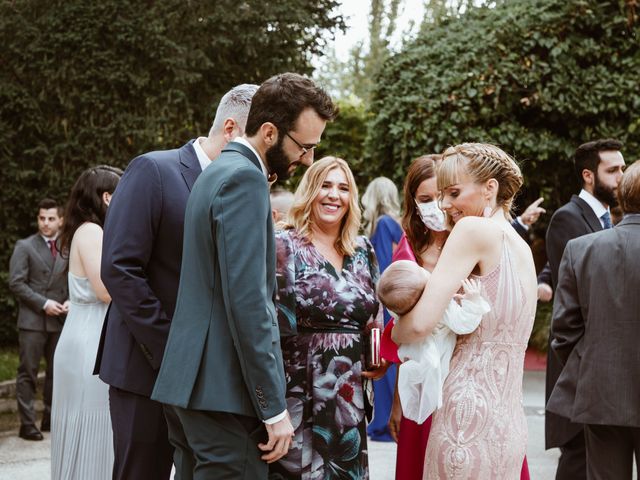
260, 122, 278, 147
222, 118, 239, 141
582, 168, 595, 187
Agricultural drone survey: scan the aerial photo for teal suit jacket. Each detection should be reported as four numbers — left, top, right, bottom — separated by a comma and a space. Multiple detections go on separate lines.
152, 142, 286, 420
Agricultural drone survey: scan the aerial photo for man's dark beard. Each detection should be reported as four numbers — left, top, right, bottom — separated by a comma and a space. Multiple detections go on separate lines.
265, 136, 295, 180
593, 172, 618, 207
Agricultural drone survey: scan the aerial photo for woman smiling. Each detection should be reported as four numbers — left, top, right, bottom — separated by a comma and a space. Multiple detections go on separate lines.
270, 156, 384, 479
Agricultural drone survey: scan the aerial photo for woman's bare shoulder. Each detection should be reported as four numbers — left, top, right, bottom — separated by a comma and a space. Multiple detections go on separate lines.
449, 217, 503, 247
73, 222, 103, 244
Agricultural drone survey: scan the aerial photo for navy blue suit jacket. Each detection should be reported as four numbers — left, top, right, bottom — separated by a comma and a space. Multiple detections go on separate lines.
95, 140, 201, 396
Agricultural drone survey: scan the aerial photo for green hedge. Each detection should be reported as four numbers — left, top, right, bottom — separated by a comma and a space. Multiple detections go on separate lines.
0, 0, 343, 345
365, 0, 639, 218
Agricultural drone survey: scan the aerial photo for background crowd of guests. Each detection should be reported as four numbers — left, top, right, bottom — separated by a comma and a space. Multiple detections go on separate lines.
7, 70, 639, 480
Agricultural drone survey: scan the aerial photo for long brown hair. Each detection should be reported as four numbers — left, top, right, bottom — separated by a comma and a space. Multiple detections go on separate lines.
58, 165, 122, 257
401, 154, 441, 264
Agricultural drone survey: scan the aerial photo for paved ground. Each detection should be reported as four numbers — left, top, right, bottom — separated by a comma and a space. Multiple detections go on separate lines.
0, 371, 559, 479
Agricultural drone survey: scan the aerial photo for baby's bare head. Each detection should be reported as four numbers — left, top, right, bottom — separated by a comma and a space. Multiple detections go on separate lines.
378, 260, 429, 316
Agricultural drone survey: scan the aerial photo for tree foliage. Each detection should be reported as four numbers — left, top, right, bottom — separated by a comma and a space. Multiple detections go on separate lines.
365, 0, 639, 214
0, 0, 344, 345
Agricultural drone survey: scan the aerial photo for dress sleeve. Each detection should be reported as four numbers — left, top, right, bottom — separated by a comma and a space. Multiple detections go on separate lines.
275, 230, 297, 337
391, 233, 417, 263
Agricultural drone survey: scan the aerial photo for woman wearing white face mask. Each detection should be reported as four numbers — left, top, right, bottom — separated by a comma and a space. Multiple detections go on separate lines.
379, 154, 446, 480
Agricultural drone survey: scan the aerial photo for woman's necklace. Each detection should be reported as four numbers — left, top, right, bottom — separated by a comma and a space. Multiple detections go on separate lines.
428, 240, 445, 251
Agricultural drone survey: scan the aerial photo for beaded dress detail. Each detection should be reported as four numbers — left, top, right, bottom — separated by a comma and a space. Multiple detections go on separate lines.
423, 237, 536, 479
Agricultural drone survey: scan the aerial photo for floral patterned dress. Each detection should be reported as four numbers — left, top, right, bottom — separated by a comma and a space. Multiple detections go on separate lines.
269, 228, 382, 480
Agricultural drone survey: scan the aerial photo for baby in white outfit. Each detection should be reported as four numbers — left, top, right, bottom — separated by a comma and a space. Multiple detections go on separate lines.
378, 260, 490, 424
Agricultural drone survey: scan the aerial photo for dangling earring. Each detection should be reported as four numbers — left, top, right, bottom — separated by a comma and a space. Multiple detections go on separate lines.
483, 205, 492, 218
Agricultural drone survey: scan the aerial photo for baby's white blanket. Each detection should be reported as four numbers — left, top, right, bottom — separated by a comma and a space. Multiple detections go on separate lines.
397, 295, 490, 424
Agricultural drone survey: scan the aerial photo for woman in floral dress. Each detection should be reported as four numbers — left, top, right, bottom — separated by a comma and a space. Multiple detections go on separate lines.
269, 157, 384, 480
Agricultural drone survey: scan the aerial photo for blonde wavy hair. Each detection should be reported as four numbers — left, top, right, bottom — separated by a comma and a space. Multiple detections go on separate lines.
361, 177, 401, 237
284, 156, 361, 256
438, 143, 523, 225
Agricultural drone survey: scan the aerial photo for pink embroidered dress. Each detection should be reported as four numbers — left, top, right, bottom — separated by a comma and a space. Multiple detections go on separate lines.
423, 235, 536, 479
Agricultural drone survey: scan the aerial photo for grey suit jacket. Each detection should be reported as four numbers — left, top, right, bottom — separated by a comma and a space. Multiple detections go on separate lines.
544, 194, 602, 448
9, 234, 68, 332
152, 142, 286, 420
547, 215, 640, 427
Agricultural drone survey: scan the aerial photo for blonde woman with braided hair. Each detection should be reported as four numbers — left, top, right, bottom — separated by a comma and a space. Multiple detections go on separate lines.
392, 143, 537, 479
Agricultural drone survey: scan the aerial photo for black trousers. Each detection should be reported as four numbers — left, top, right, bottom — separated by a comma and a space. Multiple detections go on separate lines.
585, 424, 640, 480
170, 406, 267, 480
16, 329, 59, 427
108, 386, 174, 480
555, 429, 587, 480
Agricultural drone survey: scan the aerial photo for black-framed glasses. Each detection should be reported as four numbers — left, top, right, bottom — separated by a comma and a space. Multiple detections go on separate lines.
285, 132, 319, 156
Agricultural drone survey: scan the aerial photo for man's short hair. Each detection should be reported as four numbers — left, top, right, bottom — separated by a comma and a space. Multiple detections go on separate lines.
38, 198, 63, 216
209, 84, 259, 136
244, 73, 337, 136
573, 138, 623, 184
617, 160, 640, 214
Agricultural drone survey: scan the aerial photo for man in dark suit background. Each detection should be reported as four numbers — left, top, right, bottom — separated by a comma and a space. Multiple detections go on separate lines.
544, 139, 625, 479
9, 198, 68, 441
547, 160, 640, 480
152, 73, 337, 478
95, 84, 258, 480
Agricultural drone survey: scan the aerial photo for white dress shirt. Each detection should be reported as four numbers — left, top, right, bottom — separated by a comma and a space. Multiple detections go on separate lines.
192, 137, 213, 171
41, 235, 58, 311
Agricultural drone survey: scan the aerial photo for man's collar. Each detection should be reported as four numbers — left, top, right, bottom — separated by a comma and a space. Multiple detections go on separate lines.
579, 189, 608, 218
192, 137, 212, 172
234, 137, 277, 185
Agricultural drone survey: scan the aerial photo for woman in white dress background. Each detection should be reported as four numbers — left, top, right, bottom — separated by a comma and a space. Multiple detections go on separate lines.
51, 165, 122, 480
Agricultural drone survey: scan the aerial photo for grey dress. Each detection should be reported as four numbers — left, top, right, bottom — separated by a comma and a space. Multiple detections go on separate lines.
51, 273, 112, 480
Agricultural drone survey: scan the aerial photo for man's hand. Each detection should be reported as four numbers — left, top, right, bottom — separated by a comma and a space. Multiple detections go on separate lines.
537, 283, 553, 302
258, 412, 294, 463
44, 300, 66, 316
388, 386, 402, 443
362, 358, 390, 380
62, 300, 70, 313
520, 197, 546, 226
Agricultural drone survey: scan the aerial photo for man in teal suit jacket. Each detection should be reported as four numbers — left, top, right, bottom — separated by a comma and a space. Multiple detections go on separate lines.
152, 73, 336, 479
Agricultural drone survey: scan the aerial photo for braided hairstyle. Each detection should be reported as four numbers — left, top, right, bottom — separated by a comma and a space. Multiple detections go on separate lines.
438, 143, 523, 216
